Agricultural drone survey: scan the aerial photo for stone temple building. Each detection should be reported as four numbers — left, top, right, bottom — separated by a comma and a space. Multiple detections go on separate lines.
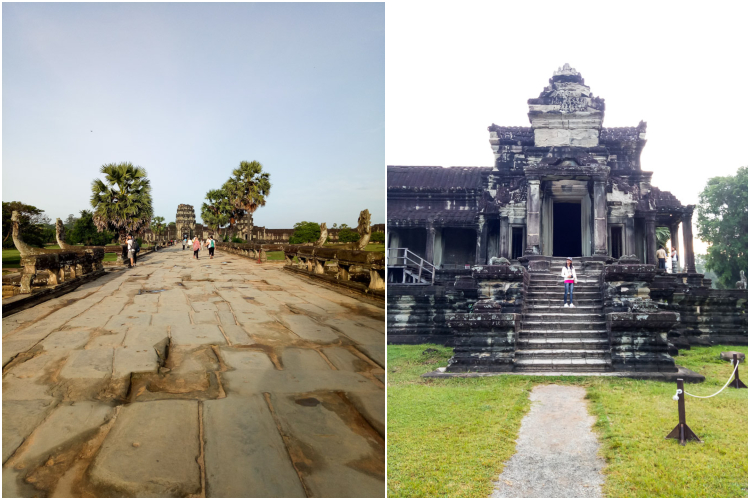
387, 64, 746, 375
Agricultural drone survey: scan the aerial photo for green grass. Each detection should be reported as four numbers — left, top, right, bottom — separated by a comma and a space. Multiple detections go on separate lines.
103, 253, 118, 262
387, 344, 748, 498
2, 248, 21, 268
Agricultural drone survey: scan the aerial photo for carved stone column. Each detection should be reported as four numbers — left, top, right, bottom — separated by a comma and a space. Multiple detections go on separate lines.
525, 179, 541, 255
425, 225, 435, 264
499, 217, 510, 259
593, 178, 608, 256
669, 223, 680, 272
625, 215, 636, 256
476, 218, 487, 265
645, 214, 657, 265
682, 207, 697, 273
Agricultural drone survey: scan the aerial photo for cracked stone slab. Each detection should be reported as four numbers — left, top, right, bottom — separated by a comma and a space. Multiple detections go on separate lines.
113, 346, 160, 378
219, 347, 275, 371
490, 385, 605, 498
280, 347, 331, 372
89, 400, 200, 497
2, 400, 57, 463
59, 348, 113, 380
204, 395, 305, 497
277, 315, 340, 343
169, 324, 226, 346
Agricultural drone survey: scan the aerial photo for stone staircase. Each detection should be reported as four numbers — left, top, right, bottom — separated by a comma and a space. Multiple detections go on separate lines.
515, 258, 612, 372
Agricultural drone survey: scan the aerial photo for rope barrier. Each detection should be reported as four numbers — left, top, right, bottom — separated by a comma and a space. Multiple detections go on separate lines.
682, 362, 739, 399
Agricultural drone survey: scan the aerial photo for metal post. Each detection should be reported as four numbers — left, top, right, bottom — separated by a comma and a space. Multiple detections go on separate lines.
732, 354, 747, 389
666, 378, 702, 445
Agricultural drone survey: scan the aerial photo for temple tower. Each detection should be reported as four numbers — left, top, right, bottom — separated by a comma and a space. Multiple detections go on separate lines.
176, 204, 196, 239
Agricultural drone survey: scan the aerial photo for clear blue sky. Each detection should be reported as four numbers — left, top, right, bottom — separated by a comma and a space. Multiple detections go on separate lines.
3, 2, 384, 228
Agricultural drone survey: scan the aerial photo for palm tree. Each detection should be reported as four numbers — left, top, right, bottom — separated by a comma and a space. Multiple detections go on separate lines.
201, 188, 231, 237
152, 216, 166, 242
222, 160, 271, 235
656, 227, 671, 250
90, 162, 153, 243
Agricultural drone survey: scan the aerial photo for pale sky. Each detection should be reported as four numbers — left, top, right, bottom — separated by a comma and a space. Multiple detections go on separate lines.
385, 1, 750, 255
3, 2, 385, 228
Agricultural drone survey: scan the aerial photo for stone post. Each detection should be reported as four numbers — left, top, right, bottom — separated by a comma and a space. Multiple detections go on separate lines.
499, 217, 510, 259
669, 223, 680, 272
645, 214, 657, 265
625, 215, 635, 256
682, 207, 697, 273
476, 218, 487, 265
525, 179, 541, 255
425, 225, 435, 264
593, 178, 608, 256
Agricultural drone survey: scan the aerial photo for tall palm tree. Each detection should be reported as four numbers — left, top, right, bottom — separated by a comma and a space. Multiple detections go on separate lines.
656, 226, 671, 250
201, 188, 231, 237
90, 162, 153, 242
222, 160, 271, 235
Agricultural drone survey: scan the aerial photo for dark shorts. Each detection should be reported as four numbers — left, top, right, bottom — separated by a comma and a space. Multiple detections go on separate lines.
658, 258, 666, 269
209, 247, 214, 256
194, 249, 199, 258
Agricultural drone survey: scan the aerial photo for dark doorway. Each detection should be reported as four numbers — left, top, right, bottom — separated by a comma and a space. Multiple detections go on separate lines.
511, 227, 524, 260
553, 202, 582, 257
442, 228, 476, 265
397, 229, 427, 259
611, 226, 623, 259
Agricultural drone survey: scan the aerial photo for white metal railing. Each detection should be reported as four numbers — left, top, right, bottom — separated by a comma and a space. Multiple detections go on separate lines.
387, 247, 435, 285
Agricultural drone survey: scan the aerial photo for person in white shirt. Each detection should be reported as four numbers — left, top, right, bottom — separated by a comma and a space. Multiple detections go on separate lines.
126, 234, 135, 268
561, 257, 577, 308
671, 247, 679, 273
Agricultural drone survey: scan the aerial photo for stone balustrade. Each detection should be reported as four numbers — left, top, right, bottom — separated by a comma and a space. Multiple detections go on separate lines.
216, 242, 385, 294
16, 248, 105, 294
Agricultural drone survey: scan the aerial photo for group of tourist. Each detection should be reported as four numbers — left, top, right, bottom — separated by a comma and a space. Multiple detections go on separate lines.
181, 235, 216, 260
125, 234, 140, 268
657, 246, 680, 273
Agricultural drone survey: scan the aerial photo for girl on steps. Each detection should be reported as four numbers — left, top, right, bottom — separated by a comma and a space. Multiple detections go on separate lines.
561, 257, 577, 308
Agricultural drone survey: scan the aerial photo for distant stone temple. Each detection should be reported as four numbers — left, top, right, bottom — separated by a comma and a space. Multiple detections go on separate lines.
387, 64, 746, 375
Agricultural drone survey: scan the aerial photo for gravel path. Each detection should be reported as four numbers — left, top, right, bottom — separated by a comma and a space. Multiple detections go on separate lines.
490, 384, 605, 498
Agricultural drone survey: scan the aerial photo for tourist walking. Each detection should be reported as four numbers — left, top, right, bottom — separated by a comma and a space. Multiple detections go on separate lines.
126, 234, 136, 268
207, 235, 215, 259
182, 237, 187, 250
561, 257, 577, 308
656, 246, 667, 270
671, 246, 679, 273
193, 236, 201, 259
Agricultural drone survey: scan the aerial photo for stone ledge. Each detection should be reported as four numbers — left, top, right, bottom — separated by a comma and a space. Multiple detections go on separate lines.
422, 364, 705, 383
282, 265, 384, 305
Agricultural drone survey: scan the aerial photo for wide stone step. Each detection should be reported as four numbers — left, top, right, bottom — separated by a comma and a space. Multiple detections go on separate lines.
527, 290, 602, 297
524, 312, 604, 319
525, 305, 604, 312
519, 329, 609, 338
517, 338, 610, 349
515, 349, 610, 359
514, 358, 612, 372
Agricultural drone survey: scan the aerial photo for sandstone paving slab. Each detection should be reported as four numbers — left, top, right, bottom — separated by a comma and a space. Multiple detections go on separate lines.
490, 385, 605, 498
2, 374, 56, 401
150, 310, 191, 327
243, 320, 299, 342
104, 313, 152, 331
357, 344, 385, 368
214, 301, 231, 311
40, 329, 92, 352
269, 393, 384, 497
113, 346, 160, 378
167, 345, 221, 375
346, 391, 385, 437
2, 400, 57, 462
220, 324, 253, 345
277, 314, 340, 343
234, 309, 274, 325
121, 301, 158, 315
10, 401, 115, 468
190, 302, 218, 312
169, 324, 226, 346
290, 294, 349, 314
203, 395, 305, 497
2, 338, 44, 366
290, 302, 328, 317
324, 318, 383, 345
280, 347, 331, 372
59, 348, 114, 380
216, 310, 236, 326
218, 347, 275, 371
86, 330, 127, 349
323, 347, 373, 372
191, 310, 219, 324
222, 369, 380, 396
89, 400, 201, 497
122, 325, 169, 348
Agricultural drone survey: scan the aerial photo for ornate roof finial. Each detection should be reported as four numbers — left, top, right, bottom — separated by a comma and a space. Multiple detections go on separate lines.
553, 63, 580, 77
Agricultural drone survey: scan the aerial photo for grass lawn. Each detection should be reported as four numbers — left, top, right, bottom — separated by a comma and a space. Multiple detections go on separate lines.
387, 344, 748, 498
2, 248, 21, 268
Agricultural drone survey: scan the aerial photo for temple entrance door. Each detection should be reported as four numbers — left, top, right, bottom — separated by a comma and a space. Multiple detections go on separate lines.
553, 201, 582, 257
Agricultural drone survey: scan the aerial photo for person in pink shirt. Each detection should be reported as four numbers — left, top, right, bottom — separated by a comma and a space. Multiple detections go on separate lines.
192, 236, 201, 259
561, 257, 578, 308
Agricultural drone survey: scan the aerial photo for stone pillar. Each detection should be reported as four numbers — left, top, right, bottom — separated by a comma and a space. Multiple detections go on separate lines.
625, 215, 635, 256
425, 225, 435, 264
669, 223, 680, 272
682, 208, 696, 273
593, 178, 608, 256
645, 214, 657, 265
476, 218, 487, 265
525, 179, 541, 255
499, 217, 510, 259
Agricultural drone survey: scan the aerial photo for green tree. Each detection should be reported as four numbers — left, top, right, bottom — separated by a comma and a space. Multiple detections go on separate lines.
696, 166, 748, 288
90, 162, 153, 242
289, 222, 321, 244
371, 231, 385, 243
338, 226, 360, 243
2, 201, 49, 248
69, 210, 115, 246
222, 160, 271, 234
201, 188, 232, 237
152, 216, 166, 240
656, 227, 670, 250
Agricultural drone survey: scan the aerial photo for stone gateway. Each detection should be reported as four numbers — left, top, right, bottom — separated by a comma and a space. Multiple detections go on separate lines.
387, 64, 747, 374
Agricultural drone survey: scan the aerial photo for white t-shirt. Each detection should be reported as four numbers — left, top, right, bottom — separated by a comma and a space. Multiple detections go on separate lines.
127, 238, 133, 251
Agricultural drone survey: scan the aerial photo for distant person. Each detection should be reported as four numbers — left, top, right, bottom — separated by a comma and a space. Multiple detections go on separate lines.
561, 257, 577, 308
208, 235, 215, 259
656, 246, 667, 270
126, 234, 135, 268
193, 236, 201, 259
183, 237, 187, 250
671, 246, 679, 273
133, 238, 140, 265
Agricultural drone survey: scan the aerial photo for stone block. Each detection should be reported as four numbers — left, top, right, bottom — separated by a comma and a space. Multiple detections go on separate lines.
40, 329, 91, 352
277, 315, 339, 343
280, 347, 331, 372
113, 346, 160, 378
219, 347, 275, 371
203, 395, 305, 497
2, 400, 56, 462
89, 400, 201, 497
169, 324, 226, 346
59, 348, 113, 380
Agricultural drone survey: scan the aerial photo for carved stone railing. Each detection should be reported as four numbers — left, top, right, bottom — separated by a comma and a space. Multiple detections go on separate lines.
14, 248, 105, 294
216, 242, 385, 294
